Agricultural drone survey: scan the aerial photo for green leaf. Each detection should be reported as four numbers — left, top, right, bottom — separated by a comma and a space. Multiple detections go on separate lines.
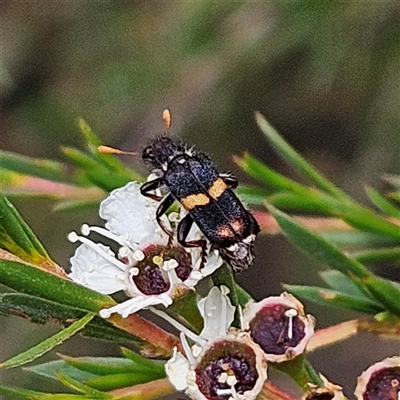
320, 231, 399, 247
52, 200, 100, 213
120, 347, 166, 374
236, 185, 271, 206
0, 313, 95, 369
266, 191, 330, 214
84, 371, 161, 391
55, 371, 112, 399
268, 204, 400, 315
62, 147, 132, 191
168, 290, 203, 333
35, 395, 93, 399
0, 259, 115, 312
0, 150, 74, 184
284, 284, 385, 314
352, 246, 400, 264
319, 270, 368, 299
234, 283, 253, 307
0, 293, 145, 345
366, 186, 400, 218
303, 361, 324, 387
325, 196, 400, 240
363, 274, 400, 316
78, 118, 141, 182
234, 153, 309, 196
0, 384, 46, 400
266, 203, 372, 280
0, 194, 53, 265
60, 354, 164, 377
26, 360, 95, 382
255, 112, 348, 200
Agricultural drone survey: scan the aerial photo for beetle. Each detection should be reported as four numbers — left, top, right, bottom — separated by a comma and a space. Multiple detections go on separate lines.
139, 110, 260, 271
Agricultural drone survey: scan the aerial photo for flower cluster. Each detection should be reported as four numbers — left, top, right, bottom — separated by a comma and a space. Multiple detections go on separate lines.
68, 180, 222, 318
66, 179, 398, 400
154, 286, 268, 400
153, 286, 316, 400
68, 182, 316, 400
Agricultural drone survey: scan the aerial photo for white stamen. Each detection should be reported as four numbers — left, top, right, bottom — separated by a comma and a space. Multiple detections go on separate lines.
166, 268, 181, 286
129, 267, 139, 276
149, 307, 207, 347
99, 308, 112, 318
226, 375, 237, 386
217, 388, 232, 395
285, 308, 298, 340
69, 232, 127, 271
238, 305, 245, 331
219, 287, 229, 336
133, 250, 145, 261
163, 259, 179, 271
68, 232, 79, 243
218, 372, 228, 383
192, 344, 202, 358
81, 224, 91, 236
87, 265, 94, 273
180, 332, 197, 366
119, 246, 131, 258
81, 224, 130, 248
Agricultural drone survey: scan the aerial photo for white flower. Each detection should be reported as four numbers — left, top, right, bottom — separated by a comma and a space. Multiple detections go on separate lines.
241, 292, 315, 363
153, 286, 268, 400
68, 181, 223, 318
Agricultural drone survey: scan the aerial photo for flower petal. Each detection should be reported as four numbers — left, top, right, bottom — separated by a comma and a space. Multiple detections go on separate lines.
69, 243, 126, 294
199, 249, 223, 278
99, 182, 169, 247
99, 292, 173, 318
165, 348, 190, 391
198, 286, 235, 340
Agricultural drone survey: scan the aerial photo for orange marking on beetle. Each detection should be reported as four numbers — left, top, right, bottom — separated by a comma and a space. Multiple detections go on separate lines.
217, 225, 235, 238
181, 193, 210, 210
208, 178, 227, 200
231, 219, 244, 233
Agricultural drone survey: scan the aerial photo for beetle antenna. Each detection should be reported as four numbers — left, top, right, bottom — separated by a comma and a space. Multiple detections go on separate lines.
98, 145, 138, 156
162, 108, 172, 132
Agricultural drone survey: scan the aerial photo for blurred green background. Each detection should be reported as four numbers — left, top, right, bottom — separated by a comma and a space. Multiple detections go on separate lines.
1, 1, 399, 398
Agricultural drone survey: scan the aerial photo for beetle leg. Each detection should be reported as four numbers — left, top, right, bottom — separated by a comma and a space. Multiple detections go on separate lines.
177, 214, 207, 265
140, 178, 165, 201
155, 194, 175, 244
220, 173, 238, 189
